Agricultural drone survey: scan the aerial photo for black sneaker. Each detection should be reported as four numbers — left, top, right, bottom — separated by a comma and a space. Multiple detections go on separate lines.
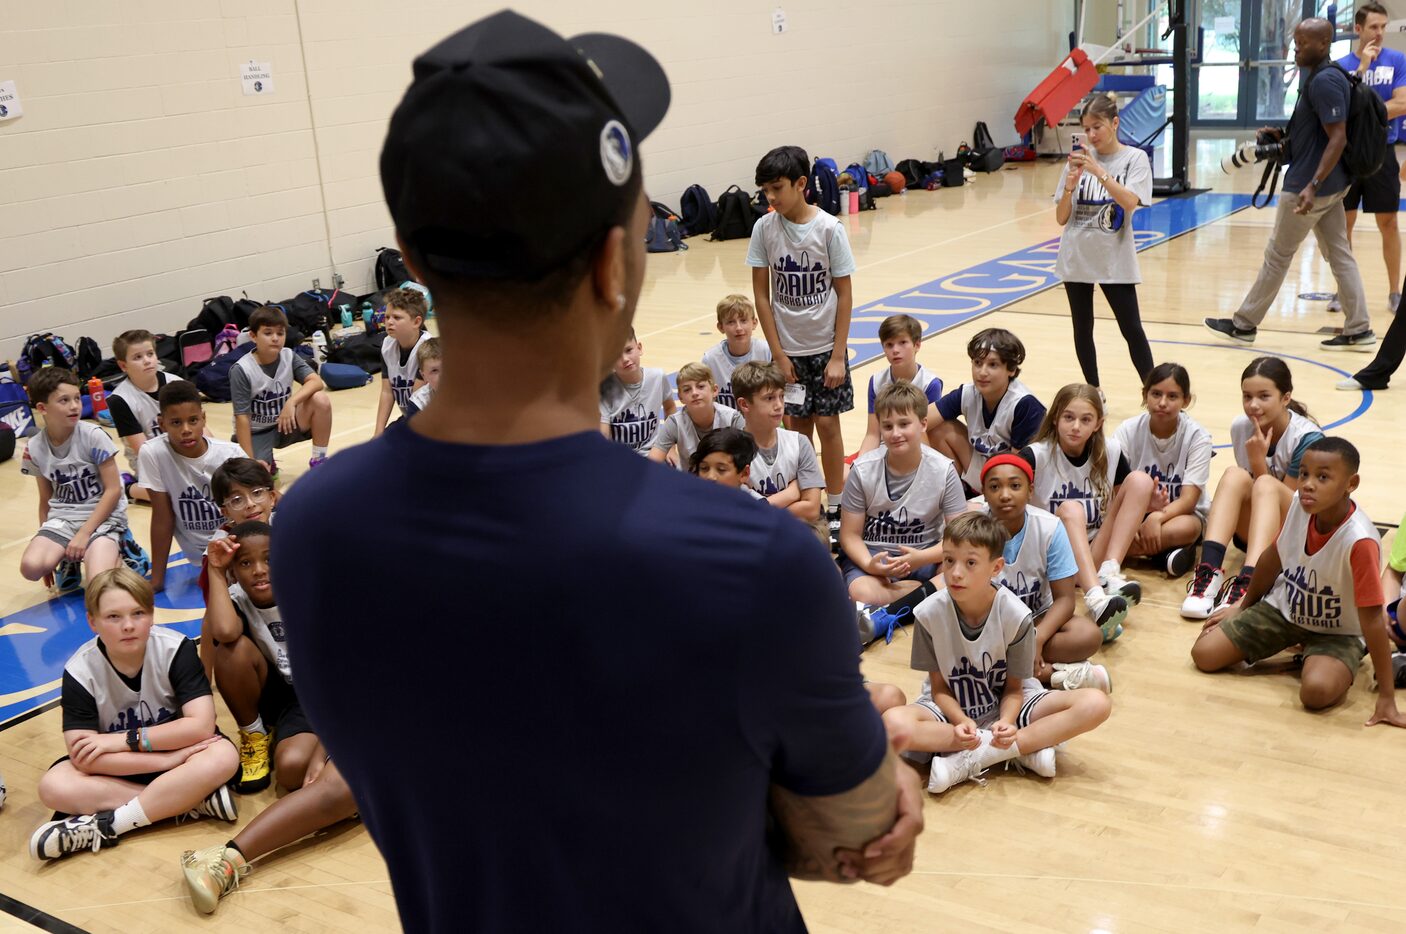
1320, 330, 1377, 351
826, 507, 841, 554
1204, 318, 1257, 343
30, 811, 117, 861
1165, 546, 1196, 579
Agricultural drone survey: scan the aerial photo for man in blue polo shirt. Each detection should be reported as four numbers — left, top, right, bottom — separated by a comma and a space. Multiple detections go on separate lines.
271, 11, 921, 933
1336, 1, 1406, 314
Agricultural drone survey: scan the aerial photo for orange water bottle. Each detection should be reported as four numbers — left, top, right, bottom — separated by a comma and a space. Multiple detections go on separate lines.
87, 377, 107, 414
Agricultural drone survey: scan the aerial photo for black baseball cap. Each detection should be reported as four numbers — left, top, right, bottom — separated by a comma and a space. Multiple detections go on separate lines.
380, 10, 671, 281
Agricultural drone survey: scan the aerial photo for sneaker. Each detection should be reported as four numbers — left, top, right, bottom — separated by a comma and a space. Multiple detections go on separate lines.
118, 527, 151, 577
30, 812, 117, 861
826, 507, 841, 554
236, 730, 271, 794
1389, 292, 1401, 315
52, 559, 82, 595
1327, 293, 1342, 312
186, 785, 239, 822
1011, 746, 1057, 778
1321, 330, 1377, 351
1051, 661, 1112, 693
1165, 546, 1196, 579
1100, 571, 1142, 606
926, 736, 991, 794
1204, 318, 1257, 343
1180, 563, 1224, 619
1085, 591, 1128, 643
182, 844, 249, 914
1213, 571, 1252, 615
307, 454, 327, 469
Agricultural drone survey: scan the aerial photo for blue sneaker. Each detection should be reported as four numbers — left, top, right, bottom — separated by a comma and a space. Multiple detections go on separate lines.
118, 528, 151, 577
857, 603, 912, 645
53, 559, 82, 595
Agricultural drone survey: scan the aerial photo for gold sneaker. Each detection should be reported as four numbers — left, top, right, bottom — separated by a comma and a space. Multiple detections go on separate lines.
181, 844, 249, 914
237, 730, 271, 794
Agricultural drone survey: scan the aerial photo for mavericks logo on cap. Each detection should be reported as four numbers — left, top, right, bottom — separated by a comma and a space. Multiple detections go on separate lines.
600, 120, 632, 186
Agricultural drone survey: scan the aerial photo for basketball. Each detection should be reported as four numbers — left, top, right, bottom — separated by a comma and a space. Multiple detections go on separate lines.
884, 170, 907, 192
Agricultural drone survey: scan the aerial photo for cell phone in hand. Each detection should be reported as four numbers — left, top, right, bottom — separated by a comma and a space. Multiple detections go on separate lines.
1071, 132, 1084, 152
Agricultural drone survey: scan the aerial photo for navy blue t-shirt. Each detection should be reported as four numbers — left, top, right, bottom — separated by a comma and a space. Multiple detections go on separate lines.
1285, 63, 1352, 195
272, 421, 888, 933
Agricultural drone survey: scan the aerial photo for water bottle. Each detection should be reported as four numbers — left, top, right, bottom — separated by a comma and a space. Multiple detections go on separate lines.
311, 330, 328, 363
361, 302, 374, 329
87, 377, 107, 415
340, 304, 354, 329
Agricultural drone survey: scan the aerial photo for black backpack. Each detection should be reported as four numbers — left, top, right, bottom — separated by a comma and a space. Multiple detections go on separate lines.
1322, 62, 1390, 179
973, 121, 997, 151
190, 296, 258, 338
709, 186, 760, 241
193, 342, 255, 403
375, 247, 411, 289
21, 333, 77, 374
326, 331, 386, 375
809, 159, 841, 215
73, 337, 103, 380
679, 184, 717, 236
645, 202, 686, 253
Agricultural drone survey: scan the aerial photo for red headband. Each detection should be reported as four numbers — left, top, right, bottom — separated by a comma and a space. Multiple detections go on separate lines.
981, 453, 1034, 484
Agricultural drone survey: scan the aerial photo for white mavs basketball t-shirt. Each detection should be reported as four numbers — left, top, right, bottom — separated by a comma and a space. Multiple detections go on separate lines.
235, 349, 294, 432
749, 429, 824, 497
842, 446, 966, 556
382, 332, 430, 416
137, 435, 244, 561
1230, 411, 1322, 482
230, 583, 292, 686
108, 372, 183, 470
701, 340, 772, 410
745, 210, 857, 357
1028, 436, 1123, 537
21, 421, 128, 527
1114, 412, 1213, 519
1265, 497, 1381, 638
868, 365, 943, 413
958, 380, 1039, 490
910, 584, 1036, 727
61, 626, 207, 734
600, 369, 670, 454
990, 505, 1066, 618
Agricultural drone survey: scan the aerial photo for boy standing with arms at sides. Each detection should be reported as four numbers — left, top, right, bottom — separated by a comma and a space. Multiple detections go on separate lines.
732, 360, 824, 524
107, 329, 185, 504
932, 328, 1046, 493
648, 362, 744, 470
1193, 438, 1406, 724
29, 568, 239, 861
373, 288, 432, 435
139, 382, 244, 594
883, 513, 1112, 794
749, 145, 857, 546
231, 307, 333, 470
183, 522, 357, 908
20, 368, 130, 592
858, 315, 944, 456
701, 294, 771, 409
840, 382, 967, 606
599, 329, 675, 453
406, 337, 441, 415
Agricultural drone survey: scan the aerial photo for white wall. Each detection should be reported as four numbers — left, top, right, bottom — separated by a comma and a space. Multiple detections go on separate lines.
0, 0, 1073, 362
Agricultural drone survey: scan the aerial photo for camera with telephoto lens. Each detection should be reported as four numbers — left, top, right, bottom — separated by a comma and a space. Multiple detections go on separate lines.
1220, 130, 1291, 174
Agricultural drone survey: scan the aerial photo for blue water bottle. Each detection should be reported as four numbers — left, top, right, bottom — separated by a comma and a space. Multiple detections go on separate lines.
361, 302, 374, 328
339, 304, 353, 328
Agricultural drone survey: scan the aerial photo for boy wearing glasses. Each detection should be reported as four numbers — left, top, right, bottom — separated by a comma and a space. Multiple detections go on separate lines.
197, 460, 279, 672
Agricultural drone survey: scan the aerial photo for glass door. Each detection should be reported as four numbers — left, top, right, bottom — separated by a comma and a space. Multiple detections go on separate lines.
1192, 0, 1246, 123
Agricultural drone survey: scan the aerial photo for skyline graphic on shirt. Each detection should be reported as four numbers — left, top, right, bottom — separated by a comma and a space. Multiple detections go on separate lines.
948, 652, 1007, 722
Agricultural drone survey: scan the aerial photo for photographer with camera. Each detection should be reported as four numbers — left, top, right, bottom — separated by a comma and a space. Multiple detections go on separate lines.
1206, 18, 1378, 352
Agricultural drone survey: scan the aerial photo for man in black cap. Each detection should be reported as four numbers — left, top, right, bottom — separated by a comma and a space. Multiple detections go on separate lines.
271, 11, 921, 932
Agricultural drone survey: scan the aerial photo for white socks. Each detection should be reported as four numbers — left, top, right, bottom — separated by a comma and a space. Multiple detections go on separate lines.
1098, 559, 1121, 582
239, 716, 266, 736
311, 445, 328, 459
111, 797, 150, 836
975, 732, 1021, 770
1084, 584, 1107, 607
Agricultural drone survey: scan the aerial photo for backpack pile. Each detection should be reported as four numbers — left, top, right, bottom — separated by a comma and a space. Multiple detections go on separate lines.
646, 202, 687, 253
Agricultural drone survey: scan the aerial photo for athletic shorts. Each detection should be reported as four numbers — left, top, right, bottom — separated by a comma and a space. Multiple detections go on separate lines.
256, 666, 312, 754
911, 677, 1052, 730
1219, 601, 1366, 673
237, 426, 313, 464
49, 731, 238, 787
839, 552, 936, 591
34, 515, 126, 549
1345, 144, 1401, 213
784, 351, 854, 418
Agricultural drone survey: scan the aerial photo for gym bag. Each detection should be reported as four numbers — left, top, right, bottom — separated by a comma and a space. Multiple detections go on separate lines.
374, 247, 412, 289
679, 184, 717, 237
646, 202, 687, 253
1323, 62, 1389, 179
840, 163, 868, 190
0, 377, 36, 438
973, 121, 997, 151
326, 331, 385, 375
75, 337, 103, 380
863, 150, 895, 177
21, 333, 77, 378
809, 159, 841, 215
319, 361, 374, 390
193, 342, 255, 403
709, 186, 760, 241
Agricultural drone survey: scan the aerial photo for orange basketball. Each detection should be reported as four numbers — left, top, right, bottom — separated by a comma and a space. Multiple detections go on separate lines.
884, 171, 907, 192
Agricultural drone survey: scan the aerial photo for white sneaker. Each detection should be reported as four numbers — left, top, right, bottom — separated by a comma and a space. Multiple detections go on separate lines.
1213, 571, 1252, 615
1389, 292, 1401, 315
1051, 661, 1112, 693
1102, 572, 1141, 606
1328, 293, 1342, 312
1084, 589, 1128, 642
1012, 746, 1057, 778
1336, 377, 1364, 391
927, 732, 993, 794
1180, 563, 1224, 619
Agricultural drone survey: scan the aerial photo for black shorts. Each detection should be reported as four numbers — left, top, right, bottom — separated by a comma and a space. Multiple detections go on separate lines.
1345, 144, 1401, 213
257, 670, 312, 754
784, 351, 854, 418
49, 730, 238, 786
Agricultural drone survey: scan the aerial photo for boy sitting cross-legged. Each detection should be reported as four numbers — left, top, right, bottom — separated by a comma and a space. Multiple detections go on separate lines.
19, 368, 131, 594
883, 513, 1112, 794
731, 360, 824, 525
30, 568, 239, 861
181, 521, 358, 913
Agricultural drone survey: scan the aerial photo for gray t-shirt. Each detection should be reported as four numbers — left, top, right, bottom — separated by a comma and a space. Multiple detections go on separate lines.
911, 605, 1035, 684
745, 210, 857, 357
754, 432, 824, 494
1053, 145, 1153, 284
652, 404, 745, 470
230, 353, 316, 419
1284, 63, 1352, 195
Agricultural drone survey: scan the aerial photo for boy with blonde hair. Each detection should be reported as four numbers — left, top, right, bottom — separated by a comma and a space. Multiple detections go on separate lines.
19, 368, 129, 593
406, 337, 442, 414
600, 328, 674, 453
732, 360, 823, 523
648, 362, 744, 470
840, 381, 966, 605
701, 294, 772, 409
29, 568, 238, 861
108, 329, 185, 504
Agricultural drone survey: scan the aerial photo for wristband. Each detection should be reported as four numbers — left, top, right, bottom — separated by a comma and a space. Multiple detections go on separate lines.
141, 727, 152, 752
